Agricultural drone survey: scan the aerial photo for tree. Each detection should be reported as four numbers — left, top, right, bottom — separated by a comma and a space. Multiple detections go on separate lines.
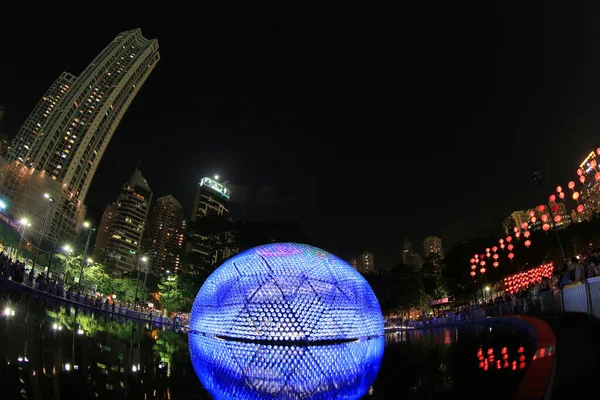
158, 276, 186, 313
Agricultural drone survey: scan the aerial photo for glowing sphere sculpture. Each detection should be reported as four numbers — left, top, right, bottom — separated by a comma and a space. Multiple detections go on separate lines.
189, 243, 384, 342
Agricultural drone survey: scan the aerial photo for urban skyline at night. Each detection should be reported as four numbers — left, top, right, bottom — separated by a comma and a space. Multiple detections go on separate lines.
2, 5, 600, 268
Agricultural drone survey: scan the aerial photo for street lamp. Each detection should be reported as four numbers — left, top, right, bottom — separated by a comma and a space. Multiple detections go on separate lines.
0, 200, 6, 210
77, 222, 96, 294
17, 218, 31, 262
47, 199, 75, 276
32, 194, 54, 270
134, 255, 149, 310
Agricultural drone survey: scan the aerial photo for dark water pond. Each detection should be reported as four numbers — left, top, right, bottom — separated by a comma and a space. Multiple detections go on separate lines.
0, 288, 535, 399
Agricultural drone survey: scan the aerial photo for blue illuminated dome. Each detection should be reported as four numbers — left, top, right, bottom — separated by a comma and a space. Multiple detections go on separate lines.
189, 243, 384, 342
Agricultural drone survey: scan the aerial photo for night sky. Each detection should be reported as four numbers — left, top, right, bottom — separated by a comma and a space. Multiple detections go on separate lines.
2, 4, 600, 267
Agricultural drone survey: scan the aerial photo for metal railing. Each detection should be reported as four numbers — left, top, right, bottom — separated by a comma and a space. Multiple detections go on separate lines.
385, 276, 600, 330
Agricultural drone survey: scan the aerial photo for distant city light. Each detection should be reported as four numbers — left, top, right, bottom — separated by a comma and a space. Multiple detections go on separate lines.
214, 174, 219, 180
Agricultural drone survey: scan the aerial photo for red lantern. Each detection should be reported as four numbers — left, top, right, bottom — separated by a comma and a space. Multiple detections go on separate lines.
471, 265, 476, 270
580, 175, 586, 184
577, 168, 584, 176
508, 253, 514, 260
541, 214, 549, 222
559, 192, 565, 199
499, 238, 504, 244
480, 268, 486, 274
515, 232, 521, 238
500, 243, 505, 250
568, 181, 575, 190
591, 159, 598, 169
508, 244, 514, 251
470, 258, 475, 264
480, 254, 485, 260
480, 260, 486, 266
506, 236, 512, 243
493, 261, 499, 268
577, 204, 584, 213
513, 227, 519, 233
549, 194, 556, 203
470, 271, 476, 277
493, 253, 499, 260
554, 214, 562, 223
595, 172, 600, 181
537, 205, 545, 212
529, 210, 535, 217
523, 230, 530, 238
474, 254, 479, 259
521, 222, 528, 230
542, 223, 550, 231
486, 252, 491, 258
556, 185, 563, 193
525, 240, 531, 248
597, 147, 600, 156
485, 248, 490, 253
551, 204, 559, 213
531, 216, 537, 223
573, 191, 580, 200
492, 246, 498, 252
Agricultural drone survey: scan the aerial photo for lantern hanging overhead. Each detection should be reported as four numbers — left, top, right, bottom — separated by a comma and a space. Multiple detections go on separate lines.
506, 236, 513, 243
595, 172, 600, 182
577, 168, 584, 176
541, 214, 549, 222
471, 265, 477, 270
480, 260, 486, 266
559, 192, 565, 199
521, 222, 528, 230
568, 181, 575, 190
480, 268, 486, 274
470, 271, 476, 277
556, 185, 563, 193
507, 244, 514, 252
592, 159, 598, 169
573, 191, 580, 200
508, 253, 514, 260
515, 232, 521, 239
542, 223, 550, 231
554, 215, 562, 223
551, 204, 559, 213
531, 216, 537, 223
500, 243, 506, 250
524, 240, 531, 248
485, 248, 490, 253
480, 254, 485, 260
470, 258, 475, 264
524, 230, 530, 238
580, 175, 586, 184
486, 252, 491, 258
549, 194, 556, 203
492, 246, 498, 252
577, 204, 584, 213
493, 253, 499, 260
493, 261, 499, 268
597, 147, 600, 156
474, 254, 479, 259
529, 210, 535, 217
537, 205, 545, 212
499, 239, 504, 244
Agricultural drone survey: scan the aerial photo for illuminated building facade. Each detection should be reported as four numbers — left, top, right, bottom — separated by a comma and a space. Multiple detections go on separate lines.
187, 177, 233, 269
0, 29, 159, 239
579, 151, 600, 220
423, 235, 443, 257
402, 239, 423, 269
105, 169, 152, 272
143, 195, 184, 275
505, 204, 570, 233
94, 202, 117, 252
349, 251, 375, 273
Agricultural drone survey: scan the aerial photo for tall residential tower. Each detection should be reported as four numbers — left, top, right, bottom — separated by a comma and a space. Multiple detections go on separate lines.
0, 29, 159, 240
143, 195, 184, 275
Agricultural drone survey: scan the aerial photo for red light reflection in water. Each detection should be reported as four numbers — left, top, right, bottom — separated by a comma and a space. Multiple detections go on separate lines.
476, 344, 555, 372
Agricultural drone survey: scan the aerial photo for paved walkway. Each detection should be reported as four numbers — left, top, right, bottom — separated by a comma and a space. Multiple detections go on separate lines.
543, 312, 600, 400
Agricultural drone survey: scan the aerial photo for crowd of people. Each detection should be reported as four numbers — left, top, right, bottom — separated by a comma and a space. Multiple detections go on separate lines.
0, 252, 188, 327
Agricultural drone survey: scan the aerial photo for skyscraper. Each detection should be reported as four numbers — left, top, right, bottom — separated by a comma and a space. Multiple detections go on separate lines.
105, 169, 152, 272
143, 195, 184, 275
423, 236, 443, 257
349, 251, 375, 273
0, 29, 159, 240
94, 202, 117, 252
578, 151, 600, 220
187, 177, 233, 270
402, 239, 423, 269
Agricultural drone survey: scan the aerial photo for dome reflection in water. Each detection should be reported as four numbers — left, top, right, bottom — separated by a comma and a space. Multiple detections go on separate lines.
189, 334, 384, 399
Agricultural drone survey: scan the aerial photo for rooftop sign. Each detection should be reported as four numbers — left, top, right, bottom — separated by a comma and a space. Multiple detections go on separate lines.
200, 177, 231, 199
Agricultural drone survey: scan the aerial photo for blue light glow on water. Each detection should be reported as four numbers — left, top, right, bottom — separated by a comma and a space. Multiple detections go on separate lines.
189, 335, 385, 399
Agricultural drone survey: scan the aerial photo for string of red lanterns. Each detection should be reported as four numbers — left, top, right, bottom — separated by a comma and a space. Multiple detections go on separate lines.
503, 263, 554, 294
